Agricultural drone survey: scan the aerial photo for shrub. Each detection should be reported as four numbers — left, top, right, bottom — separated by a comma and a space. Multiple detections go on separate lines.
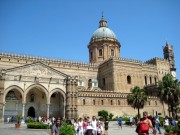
98, 110, 108, 119
27, 122, 49, 129
122, 117, 129, 121
159, 116, 164, 126
108, 113, 114, 120
60, 122, 75, 135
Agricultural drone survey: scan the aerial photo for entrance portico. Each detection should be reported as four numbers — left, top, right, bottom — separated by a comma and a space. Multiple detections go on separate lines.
0, 62, 69, 121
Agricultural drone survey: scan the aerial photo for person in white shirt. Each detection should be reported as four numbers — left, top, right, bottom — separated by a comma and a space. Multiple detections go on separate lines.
91, 116, 97, 135
164, 116, 169, 127
74, 119, 79, 135
78, 118, 84, 135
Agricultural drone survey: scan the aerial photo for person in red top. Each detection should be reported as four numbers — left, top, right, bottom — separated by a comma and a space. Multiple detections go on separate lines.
137, 111, 155, 135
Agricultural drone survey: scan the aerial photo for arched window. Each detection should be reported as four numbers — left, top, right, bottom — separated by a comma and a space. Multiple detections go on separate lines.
83, 99, 85, 105
102, 78, 105, 87
99, 49, 103, 56
30, 94, 35, 102
155, 101, 157, 106
150, 76, 152, 84
127, 75, 131, 84
93, 100, 95, 105
118, 100, 120, 105
101, 100, 104, 105
51, 93, 56, 98
88, 79, 92, 88
111, 49, 114, 57
144, 76, 147, 85
111, 100, 113, 105
90, 52, 93, 60
154, 77, 157, 84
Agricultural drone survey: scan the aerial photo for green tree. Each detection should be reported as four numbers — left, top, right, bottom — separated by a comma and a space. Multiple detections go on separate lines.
98, 110, 108, 119
127, 86, 148, 118
108, 113, 114, 120
158, 73, 180, 118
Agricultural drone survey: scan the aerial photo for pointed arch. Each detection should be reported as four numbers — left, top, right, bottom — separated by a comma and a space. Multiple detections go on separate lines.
25, 84, 48, 103
49, 88, 66, 103
3, 85, 24, 103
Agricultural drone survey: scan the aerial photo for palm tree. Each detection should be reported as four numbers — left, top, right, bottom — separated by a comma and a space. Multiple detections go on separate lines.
127, 86, 148, 118
158, 73, 180, 118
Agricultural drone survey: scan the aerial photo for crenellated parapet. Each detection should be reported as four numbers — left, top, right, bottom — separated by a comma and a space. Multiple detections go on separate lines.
145, 57, 168, 65
99, 57, 157, 68
0, 52, 98, 69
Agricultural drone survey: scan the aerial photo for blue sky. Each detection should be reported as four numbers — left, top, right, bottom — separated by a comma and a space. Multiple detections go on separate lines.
0, 0, 180, 79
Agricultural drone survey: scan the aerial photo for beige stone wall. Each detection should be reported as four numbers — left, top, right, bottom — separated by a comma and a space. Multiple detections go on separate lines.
77, 92, 166, 118
0, 52, 170, 120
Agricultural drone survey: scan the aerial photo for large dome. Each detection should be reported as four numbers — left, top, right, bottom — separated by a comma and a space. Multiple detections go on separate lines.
91, 27, 117, 40
90, 16, 118, 41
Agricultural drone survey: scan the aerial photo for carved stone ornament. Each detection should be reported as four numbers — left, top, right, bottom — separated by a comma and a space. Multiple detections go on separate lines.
4, 63, 67, 79
6, 91, 18, 100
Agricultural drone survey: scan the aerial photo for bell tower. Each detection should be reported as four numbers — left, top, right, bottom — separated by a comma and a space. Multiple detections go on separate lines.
163, 41, 176, 78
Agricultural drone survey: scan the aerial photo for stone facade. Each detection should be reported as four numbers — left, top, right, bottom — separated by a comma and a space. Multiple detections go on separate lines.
0, 16, 176, 121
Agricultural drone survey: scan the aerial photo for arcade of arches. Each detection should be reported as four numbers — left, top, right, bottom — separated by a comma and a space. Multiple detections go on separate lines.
3, 85, 65, 121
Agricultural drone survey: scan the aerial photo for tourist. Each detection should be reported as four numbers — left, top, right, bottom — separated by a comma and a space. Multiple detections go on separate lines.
83, 117, 88, 133
137, 111, 155, 135
155, 116, 162, 134
74, 119, 79, 135
163, 116, 169, 128
85, 125, 93, 135
91, 116, 97, 135
51, 118, 61, 135
97, 124, 102, 135
99, 118, 104, 135
78, 117, 83, 135
118, 117, 122, 129
104, 118, 109, 135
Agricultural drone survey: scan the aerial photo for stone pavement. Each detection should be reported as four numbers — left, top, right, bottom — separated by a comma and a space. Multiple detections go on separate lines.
108, 121, 165, 135
0, 121, 165, 135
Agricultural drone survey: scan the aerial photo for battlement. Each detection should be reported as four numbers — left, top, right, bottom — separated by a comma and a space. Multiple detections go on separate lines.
0, 52, 99, 69
145, 57, 168, 64
99, 57, 156, 68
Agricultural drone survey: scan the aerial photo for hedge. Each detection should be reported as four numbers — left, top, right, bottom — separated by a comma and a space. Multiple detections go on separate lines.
27, 122, 50, 129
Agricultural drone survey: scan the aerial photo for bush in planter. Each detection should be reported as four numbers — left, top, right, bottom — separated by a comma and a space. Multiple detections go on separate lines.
17, 115, 23, 124
60, 121, 75, 135
164, 125, 179, 133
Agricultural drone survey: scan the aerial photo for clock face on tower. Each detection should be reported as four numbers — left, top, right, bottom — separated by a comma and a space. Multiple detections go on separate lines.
171, 71, 176, 78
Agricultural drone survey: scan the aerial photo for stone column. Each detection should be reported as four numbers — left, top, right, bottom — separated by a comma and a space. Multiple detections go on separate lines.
66, 77, 71, 118
46, 104, 50, 118
21, 103, 25, 124
63, 100, 66, 118
2, 103, 5, 122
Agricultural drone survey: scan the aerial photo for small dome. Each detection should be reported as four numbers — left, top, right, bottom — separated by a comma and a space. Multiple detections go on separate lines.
91, 27, 117, 40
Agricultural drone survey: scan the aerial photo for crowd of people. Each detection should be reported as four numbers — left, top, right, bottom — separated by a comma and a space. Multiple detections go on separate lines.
6, 112, 180, 135
51, 116, 109, 135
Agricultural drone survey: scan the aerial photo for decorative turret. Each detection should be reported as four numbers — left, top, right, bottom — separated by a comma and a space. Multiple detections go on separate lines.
99, 16, 107, 28
88, 16, 121, 63
163, 41, 176, 78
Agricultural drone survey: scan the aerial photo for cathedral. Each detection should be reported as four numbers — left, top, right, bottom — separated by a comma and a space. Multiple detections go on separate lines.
0, 16, 176, 121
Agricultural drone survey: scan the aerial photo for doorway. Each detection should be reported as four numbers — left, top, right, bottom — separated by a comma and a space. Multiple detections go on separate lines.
28, 107, 35, 117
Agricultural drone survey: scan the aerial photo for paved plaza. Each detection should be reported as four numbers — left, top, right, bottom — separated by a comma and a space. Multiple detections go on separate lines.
0, 121, 165, 135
